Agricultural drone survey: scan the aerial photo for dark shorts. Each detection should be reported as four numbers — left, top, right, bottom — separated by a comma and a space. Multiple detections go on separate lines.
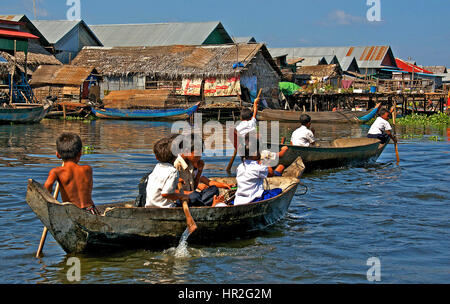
174, 186, 220, 207
367, 133, 389, 144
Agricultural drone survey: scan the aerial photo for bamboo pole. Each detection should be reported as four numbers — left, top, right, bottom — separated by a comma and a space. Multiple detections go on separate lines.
9, 40, 17, 105
36, 163, 63, 258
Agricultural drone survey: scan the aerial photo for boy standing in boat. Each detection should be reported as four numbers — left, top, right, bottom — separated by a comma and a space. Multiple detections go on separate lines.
44, 133, 100, 215
290, 114, 317, 147
367, 108, 398, 144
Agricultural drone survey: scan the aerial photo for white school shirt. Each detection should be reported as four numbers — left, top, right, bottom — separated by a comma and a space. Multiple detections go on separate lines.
234, 160, 268, 206
368, 117, 392, 135
145, 162, 179, 208
235, 117, 257, 136
290, 125, 315, 147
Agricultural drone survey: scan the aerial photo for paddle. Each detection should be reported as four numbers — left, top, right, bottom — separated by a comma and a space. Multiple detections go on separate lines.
392, 101, 400, 165
36, 163, 63, 258
226, 89, 262, 172
178, 183, 197, 235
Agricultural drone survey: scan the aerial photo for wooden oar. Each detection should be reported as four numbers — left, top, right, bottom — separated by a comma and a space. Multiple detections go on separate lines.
225, 89, 262, 172
36, 163, 63, 258
392, 101, 400, 165
178, 183, 197, 235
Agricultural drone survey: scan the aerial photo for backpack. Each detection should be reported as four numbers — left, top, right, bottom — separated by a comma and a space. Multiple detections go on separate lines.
134, 172, 152, 207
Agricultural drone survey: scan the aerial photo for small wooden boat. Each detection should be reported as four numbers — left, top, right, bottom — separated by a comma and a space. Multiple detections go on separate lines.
91, 102, 200, 120
0, 103, 52, 124
26, 158, 305, 254
278, 137, 389, 172
258, 108, 378, 124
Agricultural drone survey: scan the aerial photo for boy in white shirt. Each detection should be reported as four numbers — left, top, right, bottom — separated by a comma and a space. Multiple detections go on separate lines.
213, 139, 285, 207
367, 108, 398, 144
145, 137, 189, 208
235, 97, 260, 137
290, 114, 317, 147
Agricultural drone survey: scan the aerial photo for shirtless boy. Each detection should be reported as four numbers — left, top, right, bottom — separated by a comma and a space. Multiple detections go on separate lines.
44, 133, 100, 215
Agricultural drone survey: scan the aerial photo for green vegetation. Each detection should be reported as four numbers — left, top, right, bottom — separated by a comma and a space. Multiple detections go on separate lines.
82, 145, 95, 154
400, 134, 445, 141
397, 113, 449, 127
59, 115, 97, 122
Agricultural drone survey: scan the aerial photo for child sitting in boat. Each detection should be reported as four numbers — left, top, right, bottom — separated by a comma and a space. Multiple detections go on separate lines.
145, 136, 190, 208
290, 114, 317, 147
44, 133, 100, 215
213, 137, 288, 207
367, 108, 398, 144
172, 133, 235, 206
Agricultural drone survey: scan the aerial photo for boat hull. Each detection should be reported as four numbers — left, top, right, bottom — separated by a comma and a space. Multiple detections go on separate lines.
91, 103, 199, 121
279, 137, 388, 171
258, 109, 371, 123
0, 104, 51, 124
26, 175, 301, 253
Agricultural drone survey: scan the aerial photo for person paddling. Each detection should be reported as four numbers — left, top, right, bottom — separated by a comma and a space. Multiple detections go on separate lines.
44, 133, 100, 215
367, 108, 398, 144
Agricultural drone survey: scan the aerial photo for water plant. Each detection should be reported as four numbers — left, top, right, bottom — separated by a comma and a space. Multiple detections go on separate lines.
397, 112, 449, 127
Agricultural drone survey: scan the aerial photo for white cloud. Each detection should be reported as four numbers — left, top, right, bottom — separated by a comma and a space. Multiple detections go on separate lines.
325, 9, 365, 26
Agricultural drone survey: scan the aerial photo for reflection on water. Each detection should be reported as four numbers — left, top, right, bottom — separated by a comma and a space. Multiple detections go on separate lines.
0, 119, 449, 283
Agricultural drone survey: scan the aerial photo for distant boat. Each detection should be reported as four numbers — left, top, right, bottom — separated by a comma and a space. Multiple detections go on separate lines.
0, 103, 52, 124
258, 108, 379, 123
278, 137, 389, 172
91, 103, 200, 120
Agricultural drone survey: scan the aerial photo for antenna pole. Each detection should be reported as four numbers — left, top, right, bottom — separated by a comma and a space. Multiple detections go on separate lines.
33, 0, 37, 20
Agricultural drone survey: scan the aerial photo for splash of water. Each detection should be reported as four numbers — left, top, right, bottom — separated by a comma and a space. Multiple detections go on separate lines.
174, 228, 191, 258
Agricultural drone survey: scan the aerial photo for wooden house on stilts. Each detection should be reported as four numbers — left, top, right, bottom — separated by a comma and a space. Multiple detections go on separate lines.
71, 43, 282, 118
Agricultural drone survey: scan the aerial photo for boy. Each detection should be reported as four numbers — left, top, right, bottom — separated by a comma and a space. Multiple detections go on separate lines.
214, 138, 283, 207
174, 133, 235, 206
44, 133, 99, 215
367, 108, 398, 144
145, 136, 189, 208
290, 114, 317, 147
235, 96, 259, 136
229, 97, 260, 151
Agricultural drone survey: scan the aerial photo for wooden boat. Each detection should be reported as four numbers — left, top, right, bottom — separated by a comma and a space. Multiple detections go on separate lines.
0, 103, 51, 124
278, 137, 389, 172
258, 108, 378, 123
91, 102, 200, 120
26, 158, 305, 254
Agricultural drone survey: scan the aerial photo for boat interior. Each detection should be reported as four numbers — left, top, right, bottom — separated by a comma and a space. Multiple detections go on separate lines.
302, 137, 380, 148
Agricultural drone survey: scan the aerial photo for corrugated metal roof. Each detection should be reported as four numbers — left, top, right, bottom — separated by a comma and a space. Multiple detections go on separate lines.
31, 20, 102, 46
296, 56, 327, 67
232, 37, 256, 43
269, 46, 395, 70
32, 20, 80, 43
89, 21, 233, 47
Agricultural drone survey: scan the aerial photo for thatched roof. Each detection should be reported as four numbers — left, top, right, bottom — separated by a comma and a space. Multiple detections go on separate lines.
31, 65, 96, 86
0, 41, 61, 76
72, 43, 281, 78
296, 64, 342, 78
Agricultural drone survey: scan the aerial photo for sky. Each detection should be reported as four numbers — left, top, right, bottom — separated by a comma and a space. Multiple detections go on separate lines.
1, 0, 449, 67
